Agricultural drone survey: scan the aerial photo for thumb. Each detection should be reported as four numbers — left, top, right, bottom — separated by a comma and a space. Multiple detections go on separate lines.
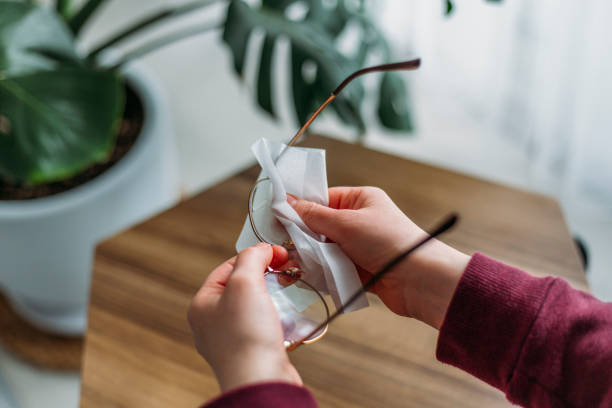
287, 195, 344, 241
230, 243, 273, 287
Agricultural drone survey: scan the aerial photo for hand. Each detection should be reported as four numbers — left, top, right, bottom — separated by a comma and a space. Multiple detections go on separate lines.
188, 243, 302, 392
288, 187, 470, 329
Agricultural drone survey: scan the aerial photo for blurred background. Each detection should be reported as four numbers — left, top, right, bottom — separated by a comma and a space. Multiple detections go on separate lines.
1, 0, 611, 406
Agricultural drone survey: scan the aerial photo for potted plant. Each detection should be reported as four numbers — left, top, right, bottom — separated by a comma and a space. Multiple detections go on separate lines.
0, 0, 416, 337
0, 0, 492, 335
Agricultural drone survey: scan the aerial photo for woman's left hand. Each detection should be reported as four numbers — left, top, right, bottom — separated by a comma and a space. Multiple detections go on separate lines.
188, 243, 302, 392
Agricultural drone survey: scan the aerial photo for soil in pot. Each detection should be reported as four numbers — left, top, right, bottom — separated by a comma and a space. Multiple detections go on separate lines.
0, 85, 144, 200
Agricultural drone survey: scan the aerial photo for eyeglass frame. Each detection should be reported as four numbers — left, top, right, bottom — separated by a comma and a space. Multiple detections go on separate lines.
244, 58, 459, 350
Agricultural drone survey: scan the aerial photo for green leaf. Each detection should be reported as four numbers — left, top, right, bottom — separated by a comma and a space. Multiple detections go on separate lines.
444, 0, 502, 16
0, 67, 124, 184
26, 46, 83, 67
223, 0, 364, 130
257, 35, 276, 117
445, 0, 454, 16
0, 1, 77, 77
222, 2, 253, 77
68, 0, 106, 35
377, 72, 413, 132
56, 0, 72, 19
290, 46, 319, 125
306, 0, 351, 37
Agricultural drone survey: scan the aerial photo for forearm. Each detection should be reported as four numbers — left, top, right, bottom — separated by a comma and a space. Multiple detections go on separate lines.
436, 252, 612, 407
400, 239, 470, 329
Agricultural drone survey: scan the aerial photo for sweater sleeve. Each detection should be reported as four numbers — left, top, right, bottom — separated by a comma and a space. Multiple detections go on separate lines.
436, 252, 612, 408
202, 382, 318, 408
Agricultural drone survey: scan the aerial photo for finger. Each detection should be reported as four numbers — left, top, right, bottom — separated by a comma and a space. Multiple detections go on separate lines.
287, 196, 344, 240
276, 260, 301, 287
327, 186, 364, 209
271, 245, 289, 268
199, 256, 236, 296
277, 260, 300, 270
356, 266, 372, 287
278, 273, 298, 287
287, 189, 358, 211
230, 243, 274, 286
330, 186, 389, 210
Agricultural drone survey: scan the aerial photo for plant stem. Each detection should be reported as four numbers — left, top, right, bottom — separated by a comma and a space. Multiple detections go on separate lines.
109, 22, 222, 70
69, 0, 106, 35
87, 0, 223, 60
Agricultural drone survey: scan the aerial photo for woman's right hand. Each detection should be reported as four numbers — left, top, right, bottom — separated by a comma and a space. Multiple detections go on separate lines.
288, 187, 469, 329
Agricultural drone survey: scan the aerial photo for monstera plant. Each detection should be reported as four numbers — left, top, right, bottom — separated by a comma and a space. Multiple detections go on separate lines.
0, 0, 494, 191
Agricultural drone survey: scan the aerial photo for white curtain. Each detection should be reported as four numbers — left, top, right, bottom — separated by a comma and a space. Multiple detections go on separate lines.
374, 0, 612, 216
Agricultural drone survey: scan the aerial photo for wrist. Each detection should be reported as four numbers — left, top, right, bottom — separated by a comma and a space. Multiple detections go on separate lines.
403, 240, 469, 329
216, 348, 302, 392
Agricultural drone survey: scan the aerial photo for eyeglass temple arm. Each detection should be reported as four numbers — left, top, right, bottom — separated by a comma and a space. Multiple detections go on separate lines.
287, 58, 421, 147
333, 59, 421, 95
287, 212, 458, 351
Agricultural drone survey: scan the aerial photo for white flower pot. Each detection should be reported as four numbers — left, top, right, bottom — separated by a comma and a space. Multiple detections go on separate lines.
0, 62, 180, 336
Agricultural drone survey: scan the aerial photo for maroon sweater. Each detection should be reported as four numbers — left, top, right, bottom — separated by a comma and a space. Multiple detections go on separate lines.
203, 253, 612, 408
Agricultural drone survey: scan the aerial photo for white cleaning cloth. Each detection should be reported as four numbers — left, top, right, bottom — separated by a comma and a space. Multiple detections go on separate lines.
236, 138, 368, 313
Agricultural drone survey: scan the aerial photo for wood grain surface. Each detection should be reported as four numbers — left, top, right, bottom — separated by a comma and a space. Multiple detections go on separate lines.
81, 135, 585, 407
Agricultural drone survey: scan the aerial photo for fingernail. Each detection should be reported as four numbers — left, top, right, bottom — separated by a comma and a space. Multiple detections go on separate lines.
255, 242, 270, 248
286, 194, 297, 207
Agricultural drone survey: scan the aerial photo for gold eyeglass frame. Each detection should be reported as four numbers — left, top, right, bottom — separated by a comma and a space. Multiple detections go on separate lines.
247, 59, 422, 350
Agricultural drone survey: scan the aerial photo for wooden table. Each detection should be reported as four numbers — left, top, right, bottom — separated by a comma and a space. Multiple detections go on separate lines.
81, 135, 586, 407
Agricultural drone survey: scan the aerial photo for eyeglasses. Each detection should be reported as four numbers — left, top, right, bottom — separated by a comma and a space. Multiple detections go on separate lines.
267, 213, 458, 351
246, 59, 458, 350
